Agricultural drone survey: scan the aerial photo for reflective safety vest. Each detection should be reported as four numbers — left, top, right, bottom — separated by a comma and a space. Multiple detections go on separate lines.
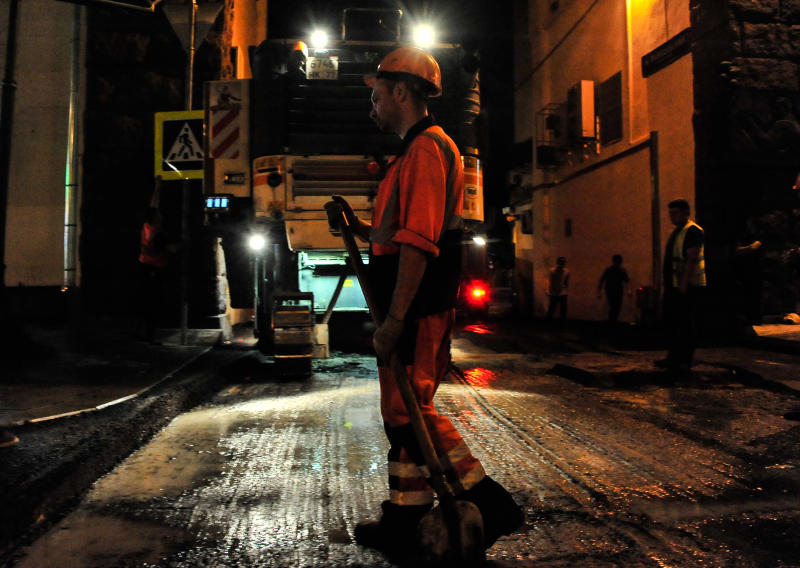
370, 130, 464, 247
139, 222, 168, 267
369, 127, 465, 320
671, 220, 706, 287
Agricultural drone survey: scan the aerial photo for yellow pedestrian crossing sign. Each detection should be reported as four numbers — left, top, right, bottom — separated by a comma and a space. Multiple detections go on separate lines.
154, 110, 205, 180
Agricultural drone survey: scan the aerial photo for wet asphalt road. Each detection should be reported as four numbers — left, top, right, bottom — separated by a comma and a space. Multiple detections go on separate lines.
10, 328, 800, 567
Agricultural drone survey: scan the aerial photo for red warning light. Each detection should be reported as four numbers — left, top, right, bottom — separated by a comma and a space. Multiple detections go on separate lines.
464, 280, 489, 306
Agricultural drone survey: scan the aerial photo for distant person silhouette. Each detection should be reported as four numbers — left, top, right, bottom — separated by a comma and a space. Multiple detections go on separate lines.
546, 257, 570, 322
597, 254, 631, 324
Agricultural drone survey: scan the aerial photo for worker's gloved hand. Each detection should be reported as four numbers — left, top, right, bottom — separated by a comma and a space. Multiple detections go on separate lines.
324, 195, 358, 233
373, 314, 404, 364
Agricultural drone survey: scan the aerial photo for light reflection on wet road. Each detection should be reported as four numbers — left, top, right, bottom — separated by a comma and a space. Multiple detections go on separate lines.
14, 338, 800, 567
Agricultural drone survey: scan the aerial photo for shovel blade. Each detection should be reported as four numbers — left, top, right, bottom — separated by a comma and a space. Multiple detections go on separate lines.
417, 500, 485, 566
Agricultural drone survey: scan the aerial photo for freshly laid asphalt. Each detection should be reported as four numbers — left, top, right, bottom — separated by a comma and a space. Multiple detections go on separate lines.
1, 312, 799, 566
0, 316, 256, 565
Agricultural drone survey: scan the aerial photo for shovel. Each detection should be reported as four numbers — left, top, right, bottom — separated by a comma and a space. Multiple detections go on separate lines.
332, 207, 485, 566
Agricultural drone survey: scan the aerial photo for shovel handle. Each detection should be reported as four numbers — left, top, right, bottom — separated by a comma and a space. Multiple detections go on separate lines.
336, 211, 455, 499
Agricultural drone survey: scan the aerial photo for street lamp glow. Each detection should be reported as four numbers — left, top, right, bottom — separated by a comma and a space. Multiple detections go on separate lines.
248, 234, 266, 252
311, 29, 329, 49
473, 235, 487, 246
413, 24, 436, 48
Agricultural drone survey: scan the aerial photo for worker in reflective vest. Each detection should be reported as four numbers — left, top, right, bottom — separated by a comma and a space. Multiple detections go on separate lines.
656, 198, 707, 371
326, 46, 523, 559
139, 207, 170, 342
139, 208, 169, 268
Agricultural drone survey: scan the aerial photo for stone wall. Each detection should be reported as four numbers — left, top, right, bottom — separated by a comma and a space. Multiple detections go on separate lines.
691, 0, 800, 317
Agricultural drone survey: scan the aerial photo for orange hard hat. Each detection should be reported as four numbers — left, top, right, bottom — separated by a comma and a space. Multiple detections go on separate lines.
364, 46, 442, 97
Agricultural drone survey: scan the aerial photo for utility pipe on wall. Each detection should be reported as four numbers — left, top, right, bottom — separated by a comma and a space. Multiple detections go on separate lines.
63, 3, 82, 291
0, 0, 20, 295
649, 131, 661, 287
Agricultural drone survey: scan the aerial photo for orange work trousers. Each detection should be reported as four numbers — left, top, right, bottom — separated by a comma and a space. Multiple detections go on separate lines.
378, 309, 486, 506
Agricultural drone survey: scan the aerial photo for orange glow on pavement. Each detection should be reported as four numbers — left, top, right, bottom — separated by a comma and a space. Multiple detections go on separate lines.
464, 323, 492, 334
463, 367, 497, 388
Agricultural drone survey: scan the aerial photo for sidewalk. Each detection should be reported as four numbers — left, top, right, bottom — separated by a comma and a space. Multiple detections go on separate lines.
455, 316, 800, 398
0, 317, 221, 429
748, 321, 800, 348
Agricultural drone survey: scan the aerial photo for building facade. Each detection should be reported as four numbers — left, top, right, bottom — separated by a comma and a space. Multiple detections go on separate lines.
511, 0, 800, 323
1, 0, 83, 293
511, 0, 695, 322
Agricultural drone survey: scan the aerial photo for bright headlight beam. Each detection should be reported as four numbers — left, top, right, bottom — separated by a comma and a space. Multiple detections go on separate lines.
248, 234, 266, 252
473, 235, 487, 246
311, 29, 328, 49
413, 24, 435, 48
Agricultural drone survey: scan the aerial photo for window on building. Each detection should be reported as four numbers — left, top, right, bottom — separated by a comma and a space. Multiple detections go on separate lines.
598, 72, 622, 146
521, 210, 533, 234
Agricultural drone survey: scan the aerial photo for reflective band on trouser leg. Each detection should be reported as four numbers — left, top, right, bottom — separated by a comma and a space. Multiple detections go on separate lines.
379, 310, 486, 505
388, 447, 434, 506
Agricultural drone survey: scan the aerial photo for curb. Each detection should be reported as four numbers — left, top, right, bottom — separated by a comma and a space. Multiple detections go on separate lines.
0, 347, 251, 566
0, 346, 213, 430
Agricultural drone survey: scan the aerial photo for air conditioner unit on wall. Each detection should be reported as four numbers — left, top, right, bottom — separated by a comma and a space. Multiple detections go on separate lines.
566, 80, 596, 141
535, 103, 566, 169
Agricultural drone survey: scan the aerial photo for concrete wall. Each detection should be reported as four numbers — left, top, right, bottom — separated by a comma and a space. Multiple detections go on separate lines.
531, 149, 652, 322
511, 0, 695, 321
0, 0, 80, 287
648, 54, 696, 258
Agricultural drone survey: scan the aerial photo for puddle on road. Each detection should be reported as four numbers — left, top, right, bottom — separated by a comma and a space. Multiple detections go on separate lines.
14, 513, 193, 567
14, 351, 800, 567
92, 407, 235, 501
16, 368, 394, 568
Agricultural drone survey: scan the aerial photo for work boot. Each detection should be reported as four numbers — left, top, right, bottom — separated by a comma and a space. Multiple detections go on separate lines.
354, 500, 432, 558
459, 476, 524, 547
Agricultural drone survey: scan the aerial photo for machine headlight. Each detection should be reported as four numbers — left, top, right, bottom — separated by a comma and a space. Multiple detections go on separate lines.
472, 235, 487, 246
248, 234, 267, 252
311, 29, 329, 49
412, 24, 435, 48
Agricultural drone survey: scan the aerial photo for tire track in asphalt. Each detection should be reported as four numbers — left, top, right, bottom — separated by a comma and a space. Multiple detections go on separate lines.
441, 357, 744, 566
448, 360, 744, 504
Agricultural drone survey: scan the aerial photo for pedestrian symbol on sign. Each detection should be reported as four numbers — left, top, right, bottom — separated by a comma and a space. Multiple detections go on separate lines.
155, 110, 204, 180
167, 122, 204, 162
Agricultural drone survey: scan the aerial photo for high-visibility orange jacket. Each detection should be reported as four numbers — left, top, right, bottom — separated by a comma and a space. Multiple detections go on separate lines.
369, 116, 485, 507
138, 222, 168, 268
369, 118, 465, 322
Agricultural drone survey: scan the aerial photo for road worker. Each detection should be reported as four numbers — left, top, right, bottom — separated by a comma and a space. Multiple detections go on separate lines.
655, 198, 706, 371
138, 206, 170, 343
326, 46, 523, 558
